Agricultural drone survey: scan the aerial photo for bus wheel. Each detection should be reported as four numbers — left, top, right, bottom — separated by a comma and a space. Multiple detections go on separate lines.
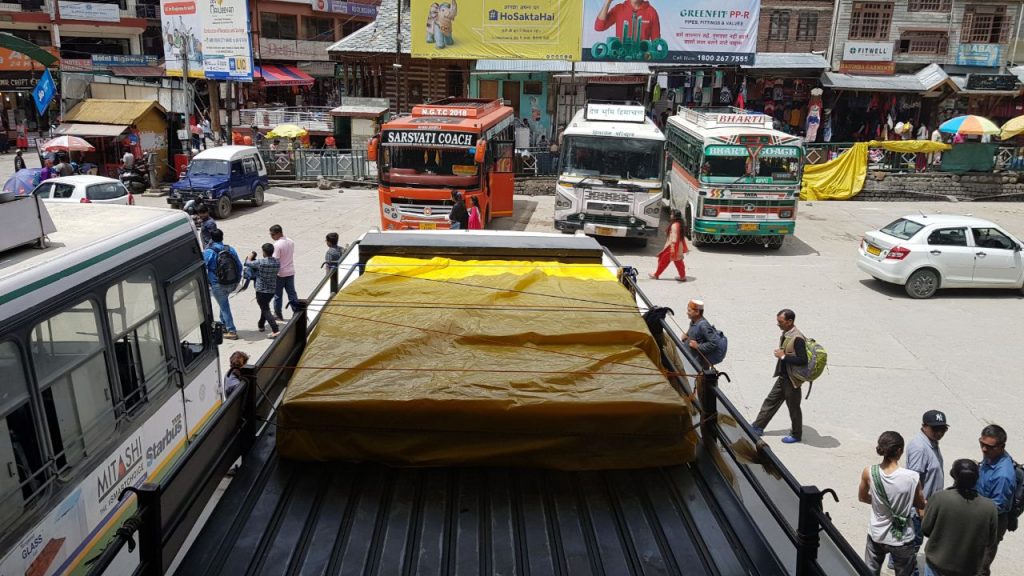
684, 207, 694, 240
765, 236, 784, 250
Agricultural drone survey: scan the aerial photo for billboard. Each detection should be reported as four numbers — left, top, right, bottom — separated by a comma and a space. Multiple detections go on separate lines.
581, 0, 759, 65
411, 0, 582, 61
160, 0, 204, 77
200, 0, 253, 81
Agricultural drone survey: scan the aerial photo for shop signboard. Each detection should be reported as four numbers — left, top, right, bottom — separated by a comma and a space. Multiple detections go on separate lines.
160, 0, 204, 77
0, 47, 59, 72
311, 0, 377, 18
200, 0, 253, 81
956, 44, 1001, 68
581, 0, 759, 64
411, 0, 582, 60
965, 74, 1018, 91
838, 61, 896, 75
59, 1, 121, 22
0, 75, 35, 90
91, 55, 160, 68
841, 41, 893, 62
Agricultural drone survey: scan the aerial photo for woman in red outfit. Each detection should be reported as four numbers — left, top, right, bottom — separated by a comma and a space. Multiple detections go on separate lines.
649, 209, 688, 281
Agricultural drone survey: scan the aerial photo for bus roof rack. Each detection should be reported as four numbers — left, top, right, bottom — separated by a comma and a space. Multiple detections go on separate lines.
676, 106, 774, 129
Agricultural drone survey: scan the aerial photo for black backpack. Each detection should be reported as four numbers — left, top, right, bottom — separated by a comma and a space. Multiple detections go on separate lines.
1009, 460, 1024, 531
215, 246, 240, 286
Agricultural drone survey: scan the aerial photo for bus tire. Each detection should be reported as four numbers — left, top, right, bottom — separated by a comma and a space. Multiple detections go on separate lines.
767, 237, 784, 250
214, 195, 232, 219
684, 207, 695, 241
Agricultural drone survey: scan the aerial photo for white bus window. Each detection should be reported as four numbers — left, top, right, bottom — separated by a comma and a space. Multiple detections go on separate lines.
107, 271, 169, 413
32, 301, 115, 470
561, 136, 663, 181
173, 277, 206, 368
0, 341, 46, 533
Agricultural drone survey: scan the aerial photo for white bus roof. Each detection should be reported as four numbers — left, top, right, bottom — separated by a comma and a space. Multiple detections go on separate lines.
667, 107, 802, 144
0, 204, 196, 318
193, 145, 260, 162
563, 107, 665, 141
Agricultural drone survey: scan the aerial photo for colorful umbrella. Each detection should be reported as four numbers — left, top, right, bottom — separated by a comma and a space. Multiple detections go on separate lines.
938, 115, 1000, 136
40, 135, 95, 152
3, 168, 42, 196
266, 124, 308, 139
999, 115, 1024, 140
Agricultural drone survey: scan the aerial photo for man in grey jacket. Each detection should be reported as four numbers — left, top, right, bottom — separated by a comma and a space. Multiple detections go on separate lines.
683, 299, 720, 369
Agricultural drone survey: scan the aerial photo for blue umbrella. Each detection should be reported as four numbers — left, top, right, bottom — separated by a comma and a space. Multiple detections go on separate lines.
3, 168, 42, 196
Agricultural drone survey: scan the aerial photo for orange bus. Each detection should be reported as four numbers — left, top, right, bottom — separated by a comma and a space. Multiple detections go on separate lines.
368, 98, 516, 230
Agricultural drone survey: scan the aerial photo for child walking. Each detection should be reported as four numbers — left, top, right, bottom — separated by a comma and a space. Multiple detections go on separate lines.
245, 243, 281, 338
323, 232, 342, 272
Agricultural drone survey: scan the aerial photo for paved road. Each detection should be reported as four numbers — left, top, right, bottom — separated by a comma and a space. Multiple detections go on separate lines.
138, 190, 1024, 574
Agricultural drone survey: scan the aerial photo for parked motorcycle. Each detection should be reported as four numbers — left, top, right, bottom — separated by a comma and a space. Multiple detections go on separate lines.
119, 153, 151, 194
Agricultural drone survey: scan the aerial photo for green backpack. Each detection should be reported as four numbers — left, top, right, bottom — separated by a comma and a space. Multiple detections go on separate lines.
791, 338, 828, 398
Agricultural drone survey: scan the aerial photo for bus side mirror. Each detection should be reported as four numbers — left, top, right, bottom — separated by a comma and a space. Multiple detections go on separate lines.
474, 140, 487, 164
368, 137, 379, 162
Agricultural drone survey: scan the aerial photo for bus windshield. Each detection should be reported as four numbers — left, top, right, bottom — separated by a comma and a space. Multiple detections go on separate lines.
383, 147, 478, 177
701, 146, 801, 184
561, 136, 663, 181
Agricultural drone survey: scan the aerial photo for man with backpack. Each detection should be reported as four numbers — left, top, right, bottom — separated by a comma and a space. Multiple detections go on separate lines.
977, 424, 1017, 575
203, 229, 242, 340
682, 300, 726, 369
752, 308, 808, 444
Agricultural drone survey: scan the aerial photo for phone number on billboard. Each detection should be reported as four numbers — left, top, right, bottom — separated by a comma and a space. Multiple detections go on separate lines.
691, 54, 752, 64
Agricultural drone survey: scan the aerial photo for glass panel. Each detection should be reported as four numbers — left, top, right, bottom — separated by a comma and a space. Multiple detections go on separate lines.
32, 300, 103, 385
107, 269, 158, 338
0, 341, 28, 415
560, 136, 663, 181
173, 277, 206, 367
972, 228, 1015, 250
137, 317, 167, 391
32, 183, 53, 198
52, 184, 76, 199
42, 354, 113, 469
87, 183, 126, 200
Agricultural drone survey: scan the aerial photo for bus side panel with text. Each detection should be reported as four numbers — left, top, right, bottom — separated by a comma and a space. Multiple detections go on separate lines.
0, 205, 222, 576
665, 108, 803, 248
370, 98, 515, 231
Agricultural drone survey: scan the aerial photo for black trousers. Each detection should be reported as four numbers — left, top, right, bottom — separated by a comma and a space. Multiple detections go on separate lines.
752, 375, 803, 440
256, 292, 279, 333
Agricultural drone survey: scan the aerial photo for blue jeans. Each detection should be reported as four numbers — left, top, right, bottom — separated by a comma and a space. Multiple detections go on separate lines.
273, 275, 297, 317
210, 283, 237, 332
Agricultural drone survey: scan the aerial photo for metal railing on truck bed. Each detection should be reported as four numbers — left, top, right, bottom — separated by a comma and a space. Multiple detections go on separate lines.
84, 233, 870, 576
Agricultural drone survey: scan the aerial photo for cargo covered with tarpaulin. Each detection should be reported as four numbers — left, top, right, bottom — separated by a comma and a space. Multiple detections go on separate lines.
277, 256, 695, 469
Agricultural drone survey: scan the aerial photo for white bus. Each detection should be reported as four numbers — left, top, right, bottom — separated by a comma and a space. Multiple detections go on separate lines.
665, 107, 804, 249
554, 102, 665, 246
0, 202, 222, 576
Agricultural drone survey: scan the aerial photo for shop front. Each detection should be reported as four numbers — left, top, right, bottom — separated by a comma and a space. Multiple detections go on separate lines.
471, 60, 560, 149
0, 45, 60, 150
57, 99, 170, 180
739, 53, 829, 141
243, 64, 318, 108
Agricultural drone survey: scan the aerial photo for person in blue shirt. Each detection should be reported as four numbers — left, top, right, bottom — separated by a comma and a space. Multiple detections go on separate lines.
977, 424, 1015, 576
203, 228, 242, 340
196, 204, 218, 248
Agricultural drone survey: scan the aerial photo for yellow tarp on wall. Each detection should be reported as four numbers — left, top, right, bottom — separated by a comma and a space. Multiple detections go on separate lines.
800, 140, 952, 201
277, 256, 695, 470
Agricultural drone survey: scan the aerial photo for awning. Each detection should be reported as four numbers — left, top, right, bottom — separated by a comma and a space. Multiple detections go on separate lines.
255, 65, 315, 87
474, 60, 572, 73
110, 65, 166, 77
54, 123, 129, 137
820, 64, 955, 93
742, 53, 828, 69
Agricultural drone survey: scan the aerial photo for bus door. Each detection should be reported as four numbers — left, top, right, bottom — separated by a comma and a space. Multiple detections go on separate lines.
489, 140, 515, 218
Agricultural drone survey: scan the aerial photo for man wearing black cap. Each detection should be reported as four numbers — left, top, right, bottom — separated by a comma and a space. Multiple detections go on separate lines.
905, 409, 948, 572
448, 190, 469, 231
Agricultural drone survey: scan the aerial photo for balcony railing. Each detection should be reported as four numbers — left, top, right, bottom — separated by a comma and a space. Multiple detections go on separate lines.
241, 107, 333, 133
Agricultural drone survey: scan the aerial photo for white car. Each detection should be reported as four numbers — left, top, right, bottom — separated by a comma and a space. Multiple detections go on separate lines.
858, 214, 1024, 298
32, 175, 135, 205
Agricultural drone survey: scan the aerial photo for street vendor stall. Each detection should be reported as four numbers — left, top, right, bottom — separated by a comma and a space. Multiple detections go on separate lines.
55, 99, 169, 180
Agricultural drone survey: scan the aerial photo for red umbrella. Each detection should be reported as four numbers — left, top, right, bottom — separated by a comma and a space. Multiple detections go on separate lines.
41, 135, 96, 152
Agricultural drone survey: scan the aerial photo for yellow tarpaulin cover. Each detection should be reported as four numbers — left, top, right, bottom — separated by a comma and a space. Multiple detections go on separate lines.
800, 140, 952, 201
277, 256, 695, 470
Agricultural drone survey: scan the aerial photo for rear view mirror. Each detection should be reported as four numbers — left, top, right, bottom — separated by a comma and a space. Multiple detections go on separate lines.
368, 137, 379, 162
474, 140, 487, 164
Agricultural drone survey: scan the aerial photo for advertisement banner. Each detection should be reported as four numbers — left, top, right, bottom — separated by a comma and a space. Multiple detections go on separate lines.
411, 0, 583, 61
199, 0, 253, 81
312, 0, 378, 18
956, 44, 1001, 68
91, 55, 160, 68
0, 47, 59, 72
841, 41, 893, 62
160, 0, 204, 77
59, 1, 121, 22
581, 0, 759, 64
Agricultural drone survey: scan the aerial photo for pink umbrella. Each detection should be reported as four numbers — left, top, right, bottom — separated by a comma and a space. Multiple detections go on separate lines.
40, 135, 95, 152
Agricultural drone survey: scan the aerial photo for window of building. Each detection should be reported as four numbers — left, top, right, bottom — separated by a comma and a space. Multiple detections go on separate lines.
908, 0, 951, 11
962, 5, 1010, 44
32, 300, 114, 471
341, 20, 365, 37
797, 12, 818, 41
897, 30, 949, 54
769, 11, 790, 41
261, 13, 298, 40
849, 2, 894, 40
303, 16, 335, 41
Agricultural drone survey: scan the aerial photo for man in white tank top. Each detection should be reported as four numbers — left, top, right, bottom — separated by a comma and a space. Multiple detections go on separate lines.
858, 431, 927, 576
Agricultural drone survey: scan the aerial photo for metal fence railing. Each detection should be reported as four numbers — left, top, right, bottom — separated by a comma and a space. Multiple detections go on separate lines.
805, 143, 1024, 173
514, 147, 559, 177
242, 108, 333, 133
257, 147, 372, 180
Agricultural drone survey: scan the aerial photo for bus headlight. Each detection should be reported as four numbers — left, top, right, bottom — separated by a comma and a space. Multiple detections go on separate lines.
555, 186, 574, 210
578, 213, 586, 221
644, 203, 661, 217
629, 217, 637, 225
703, 207, 718, 217
779, 209, 794, 218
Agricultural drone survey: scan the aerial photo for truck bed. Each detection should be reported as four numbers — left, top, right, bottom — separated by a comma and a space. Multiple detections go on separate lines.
176, 426, 781, 576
